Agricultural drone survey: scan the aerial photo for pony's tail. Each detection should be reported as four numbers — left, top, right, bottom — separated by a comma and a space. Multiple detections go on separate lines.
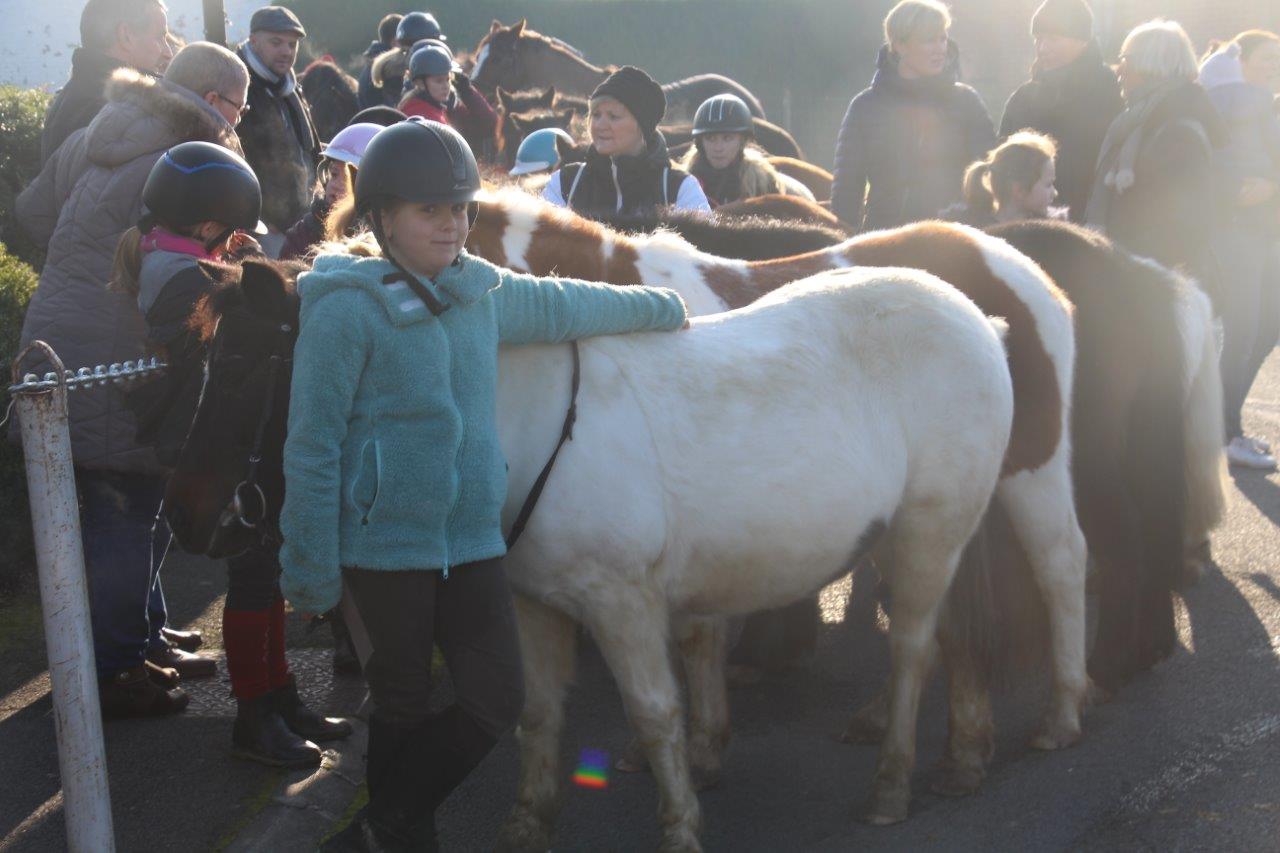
1178, 281, 1229, 553
110, 226, 144, 296
938, 511, 1010, 692
963, 162, 995, 218
1124, 265, 1193, 663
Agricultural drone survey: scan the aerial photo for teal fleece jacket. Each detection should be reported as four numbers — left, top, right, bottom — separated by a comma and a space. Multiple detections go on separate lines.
279, 250, 687, 614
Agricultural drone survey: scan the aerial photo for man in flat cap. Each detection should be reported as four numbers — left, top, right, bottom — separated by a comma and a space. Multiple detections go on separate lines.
236, 5, 320, 235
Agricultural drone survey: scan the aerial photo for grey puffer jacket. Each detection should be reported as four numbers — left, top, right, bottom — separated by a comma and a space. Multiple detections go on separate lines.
1199, 45, 1280, 228
13, 69, 239, 475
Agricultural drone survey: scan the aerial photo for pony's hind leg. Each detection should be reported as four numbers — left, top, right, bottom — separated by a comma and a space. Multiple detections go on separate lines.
997, 464, 1089, 750
675, 614, 731, 789
587, 588, 702, 852
864, 512, 969, 826
497, 594, 579, 853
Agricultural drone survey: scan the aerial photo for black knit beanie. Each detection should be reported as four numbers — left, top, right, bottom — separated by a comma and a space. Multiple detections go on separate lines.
590, 66, 667, 137
1030, 0, 1094, 42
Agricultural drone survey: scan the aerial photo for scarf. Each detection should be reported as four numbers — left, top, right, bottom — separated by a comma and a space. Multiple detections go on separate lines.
1084, 78, 1187, 229
242, 43, 298, 98
140, 227, 217, 261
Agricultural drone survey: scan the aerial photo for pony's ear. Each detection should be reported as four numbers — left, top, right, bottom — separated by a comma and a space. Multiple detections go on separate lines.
490, 20, 503, 34
555, 134, 576, 160
240, 261, 292, 321
197, 259, 236, 283
556, 109, 574, 128
537, 86, 555, 107
512, 19, 527, 36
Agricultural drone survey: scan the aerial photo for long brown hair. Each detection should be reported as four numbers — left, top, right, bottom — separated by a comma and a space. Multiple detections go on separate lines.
962, 131, 1057, 217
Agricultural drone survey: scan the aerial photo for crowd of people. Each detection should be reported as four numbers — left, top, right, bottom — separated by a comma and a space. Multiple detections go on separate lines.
7, 0, 1280, 849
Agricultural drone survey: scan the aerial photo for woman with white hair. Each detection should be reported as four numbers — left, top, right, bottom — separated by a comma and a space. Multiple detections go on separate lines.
830, 0, 996, 231
1084, 19, 1224, 272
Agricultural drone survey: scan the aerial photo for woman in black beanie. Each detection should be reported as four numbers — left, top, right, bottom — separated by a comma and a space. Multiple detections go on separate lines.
542, 65, 710, 217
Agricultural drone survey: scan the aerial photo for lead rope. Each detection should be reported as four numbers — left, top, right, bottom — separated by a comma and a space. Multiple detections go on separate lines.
505, 340, 581, 550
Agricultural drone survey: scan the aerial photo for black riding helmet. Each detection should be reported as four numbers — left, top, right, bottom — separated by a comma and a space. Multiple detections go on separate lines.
409, 43, 458, 80
692, 94, 754, 137
396, 11, 444, 46
141, 141, 268, 237
357, 119, 481, 311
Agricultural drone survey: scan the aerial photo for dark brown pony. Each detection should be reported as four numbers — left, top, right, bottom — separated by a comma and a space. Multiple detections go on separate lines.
494, 85, 556, 114
497, 108, 578, 168
299, 60, 358, 143
716, 194, 848, 231
662, 117, 803, 161
470, 19, 767, 123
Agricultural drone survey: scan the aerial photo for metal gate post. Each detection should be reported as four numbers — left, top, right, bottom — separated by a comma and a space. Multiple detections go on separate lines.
11, 341, 115, 853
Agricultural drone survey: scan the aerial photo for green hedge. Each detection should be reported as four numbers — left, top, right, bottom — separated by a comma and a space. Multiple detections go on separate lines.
0, 86, 52, 271
0, 244, 38, 591
286, 0, 894, 168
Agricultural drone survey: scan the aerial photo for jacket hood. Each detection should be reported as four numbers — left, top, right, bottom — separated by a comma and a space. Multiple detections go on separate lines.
298, 250, 502, 327
1198, 43, 1245, 90
1032, 39, 1110, 84
871, 41, 962, 95
86, 69, 240, 168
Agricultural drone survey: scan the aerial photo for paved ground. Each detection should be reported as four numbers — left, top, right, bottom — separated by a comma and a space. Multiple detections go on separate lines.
4, 350, 1280, 852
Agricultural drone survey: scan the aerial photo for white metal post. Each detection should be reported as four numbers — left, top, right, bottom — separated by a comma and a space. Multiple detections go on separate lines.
11, 341, 115, 853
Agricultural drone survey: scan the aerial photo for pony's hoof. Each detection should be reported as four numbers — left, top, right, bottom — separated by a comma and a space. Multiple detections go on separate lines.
930, 760, 984, 798
614, 743, 649, 774
860, 787, 909, 825
839, 714, 886, 745
1030, 720, 1081, 751
495, 809, 553, 852
658, 827, 703, 852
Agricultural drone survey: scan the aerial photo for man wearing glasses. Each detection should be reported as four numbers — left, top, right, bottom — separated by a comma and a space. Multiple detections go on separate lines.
41, 0, 174, 165
235, 5, 321, 237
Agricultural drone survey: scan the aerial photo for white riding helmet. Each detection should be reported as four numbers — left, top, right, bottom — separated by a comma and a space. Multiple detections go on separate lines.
320, 122, 385, 169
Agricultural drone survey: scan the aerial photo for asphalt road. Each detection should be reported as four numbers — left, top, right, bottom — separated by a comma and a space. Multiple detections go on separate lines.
4, 350, 1280, 852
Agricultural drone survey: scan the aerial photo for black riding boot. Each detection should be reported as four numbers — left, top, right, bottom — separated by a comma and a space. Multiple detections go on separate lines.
272, 675, 354, 742
231, 694, 322, 768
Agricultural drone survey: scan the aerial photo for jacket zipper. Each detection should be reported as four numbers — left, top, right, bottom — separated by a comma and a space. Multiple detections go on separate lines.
440, 318, 462, 580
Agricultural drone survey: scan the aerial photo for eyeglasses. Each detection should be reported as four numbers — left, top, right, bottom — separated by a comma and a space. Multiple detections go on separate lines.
214, 92, 251, 117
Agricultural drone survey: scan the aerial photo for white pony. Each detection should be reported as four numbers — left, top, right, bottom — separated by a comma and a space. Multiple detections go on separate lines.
494, 266, 1014, 851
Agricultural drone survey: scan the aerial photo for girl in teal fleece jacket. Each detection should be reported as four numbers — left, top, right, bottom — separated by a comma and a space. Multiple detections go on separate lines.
286, 119, 686, 850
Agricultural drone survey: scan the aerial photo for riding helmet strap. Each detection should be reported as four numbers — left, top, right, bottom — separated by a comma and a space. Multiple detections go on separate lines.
506, 340, 581, 550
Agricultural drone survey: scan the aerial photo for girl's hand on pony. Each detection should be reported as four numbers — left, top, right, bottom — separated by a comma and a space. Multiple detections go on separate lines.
225, 231, 265, 261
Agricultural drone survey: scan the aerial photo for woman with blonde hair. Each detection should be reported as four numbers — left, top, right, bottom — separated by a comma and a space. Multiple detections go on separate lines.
948, 130, 1061, 225
1084, 19, 1224, 271
680, 93, 813, 206
831, 0, 996, 230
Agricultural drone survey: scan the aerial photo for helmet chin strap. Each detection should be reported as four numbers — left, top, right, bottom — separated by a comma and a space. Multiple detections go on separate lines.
370, 208, 452, 317
205, 226, 236, 256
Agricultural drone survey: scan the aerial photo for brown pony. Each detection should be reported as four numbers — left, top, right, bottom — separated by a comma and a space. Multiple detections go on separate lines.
716, 194, 848, 231
767, 156, 833, 201
299, 59, 358, 143
497, 108, 578, 168
662, 116, 803, 161
470, 19, 767, 123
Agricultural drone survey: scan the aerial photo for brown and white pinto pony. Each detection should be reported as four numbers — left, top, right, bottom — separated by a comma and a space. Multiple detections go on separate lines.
468, 190, 1089, 797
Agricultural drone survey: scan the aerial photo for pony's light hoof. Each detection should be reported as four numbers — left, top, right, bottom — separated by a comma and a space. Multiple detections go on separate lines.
930, 760, 984, 798
657, 827, 703, 853
1030, 721, 1081, 751
861, 787, 909, 825
495, 809, 554, 852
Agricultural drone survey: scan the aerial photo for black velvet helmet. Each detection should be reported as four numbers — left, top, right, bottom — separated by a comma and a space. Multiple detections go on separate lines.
692, 94, 754, 137
141, 142, 267, 234
355, 118, 480, 215
396, 11, 445, 46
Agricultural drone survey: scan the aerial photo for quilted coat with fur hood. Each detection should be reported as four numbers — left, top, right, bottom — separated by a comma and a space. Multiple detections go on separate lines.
14, 69, 240, 475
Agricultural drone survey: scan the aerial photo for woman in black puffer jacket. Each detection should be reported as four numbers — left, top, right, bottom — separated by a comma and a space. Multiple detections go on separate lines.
831, 0, 996, 232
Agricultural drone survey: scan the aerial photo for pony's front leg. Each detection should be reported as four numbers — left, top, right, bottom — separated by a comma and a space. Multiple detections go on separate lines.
497, 594, 579, 853
865, 519, 962, 826
998, 468, 1089, 751
588, 588, 702, 852
675, 614, 731, 789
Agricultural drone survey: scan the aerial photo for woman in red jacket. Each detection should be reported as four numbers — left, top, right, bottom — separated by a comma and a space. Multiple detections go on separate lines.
400, 42, 497, 157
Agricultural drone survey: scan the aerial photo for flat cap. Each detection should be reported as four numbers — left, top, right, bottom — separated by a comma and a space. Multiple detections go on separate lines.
250, 6, 306, 37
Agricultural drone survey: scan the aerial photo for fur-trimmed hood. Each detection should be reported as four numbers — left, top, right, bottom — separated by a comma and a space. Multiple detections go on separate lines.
86, 68, 240, 169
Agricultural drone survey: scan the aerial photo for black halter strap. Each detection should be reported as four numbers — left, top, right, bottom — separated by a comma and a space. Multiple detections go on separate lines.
506, 340, 581, 550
